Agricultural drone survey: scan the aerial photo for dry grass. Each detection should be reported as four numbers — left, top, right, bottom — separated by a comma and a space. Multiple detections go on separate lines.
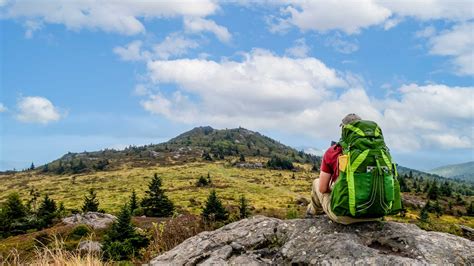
1, 235, 108, 266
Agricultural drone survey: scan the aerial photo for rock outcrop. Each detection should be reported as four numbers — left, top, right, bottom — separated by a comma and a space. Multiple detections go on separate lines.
78, 240, 102, 253
62, 212, 116, 229
151, 215, 473, 265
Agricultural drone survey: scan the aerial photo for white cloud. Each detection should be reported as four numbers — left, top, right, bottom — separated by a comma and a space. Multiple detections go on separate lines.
427, 23, 474, 76
2, 0, 218, 36
278, 0, 392, 34
153, 33, 199, 59
16, 96, 63, 124
113, 40, 148, 61
183, 17, 232, 43
114, 33, 199, 62
415, 26, 436, 38
0, 103, 7, 112
270, 0, 474, 34
379, 0, 474, 22
139, 50, 473, 151
325, 34, 359, 54
285, 38, 310, 58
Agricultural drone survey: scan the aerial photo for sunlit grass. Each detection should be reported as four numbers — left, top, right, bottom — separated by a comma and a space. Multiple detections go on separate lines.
0, 160, 316, 214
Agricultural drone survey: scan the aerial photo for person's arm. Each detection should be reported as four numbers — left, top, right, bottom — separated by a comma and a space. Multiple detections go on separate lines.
319, 170, 332, 193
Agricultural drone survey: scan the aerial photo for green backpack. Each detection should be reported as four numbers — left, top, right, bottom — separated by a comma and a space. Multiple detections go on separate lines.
330, 120, 402, 218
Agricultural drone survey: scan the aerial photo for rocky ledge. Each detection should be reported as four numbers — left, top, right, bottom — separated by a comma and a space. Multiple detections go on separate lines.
151, 215, 473, 265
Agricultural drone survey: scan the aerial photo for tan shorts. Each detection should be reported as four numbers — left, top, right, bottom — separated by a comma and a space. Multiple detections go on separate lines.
307, 178, 381, 225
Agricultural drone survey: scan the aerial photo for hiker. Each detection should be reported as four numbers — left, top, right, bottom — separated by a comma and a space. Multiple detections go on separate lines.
307, 114, 402, 224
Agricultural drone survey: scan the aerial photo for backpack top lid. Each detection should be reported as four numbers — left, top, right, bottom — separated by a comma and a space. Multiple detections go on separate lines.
339, 120, 386, 152
341, 120, 382, 139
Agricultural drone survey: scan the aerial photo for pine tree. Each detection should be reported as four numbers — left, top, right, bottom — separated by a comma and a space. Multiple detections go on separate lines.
129, 190, 138, 214
466, 202, 474, 217
432, 200, 443, 218
3, 193, 27, 220
427, 180, 439, 200
102, 204, 148, 261
37, 195, 57, 227
30, 162, 35, 170
82, 189, 100, 212
202, 190, 228, 222
239, 154, 246, 162
238, 195, 250, 219
399, 176, 410, 192
196, 175, 209, 187
141, 174, 174, 217
440, 181, 452, 197
419, 206, 429, 222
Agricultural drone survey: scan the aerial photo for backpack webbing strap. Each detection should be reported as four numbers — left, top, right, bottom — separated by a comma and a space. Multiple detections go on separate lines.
380, 150, 392, 171
344, 124, 365, 137
347, 149, 370, 216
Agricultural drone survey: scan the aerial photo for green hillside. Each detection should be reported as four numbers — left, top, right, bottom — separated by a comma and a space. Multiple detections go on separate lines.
430, 161, 474, 182
31, 126, 320, 176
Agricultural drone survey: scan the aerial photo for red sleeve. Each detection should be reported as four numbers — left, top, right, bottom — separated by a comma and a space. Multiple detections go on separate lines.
321, 147, 334, 174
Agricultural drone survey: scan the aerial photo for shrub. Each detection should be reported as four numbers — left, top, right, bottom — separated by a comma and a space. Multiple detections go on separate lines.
267, 156, 294, 170
81, 189, 99, 213
196, 176, 209, 187
69, 225, 91, 240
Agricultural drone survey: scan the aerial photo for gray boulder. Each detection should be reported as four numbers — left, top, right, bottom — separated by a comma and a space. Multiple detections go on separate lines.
78, 240, 102, 253
62, 212, 116, 229
150, 215, 473, 265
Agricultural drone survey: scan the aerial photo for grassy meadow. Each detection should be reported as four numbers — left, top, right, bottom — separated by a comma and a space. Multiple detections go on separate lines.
0, 157, 316, 216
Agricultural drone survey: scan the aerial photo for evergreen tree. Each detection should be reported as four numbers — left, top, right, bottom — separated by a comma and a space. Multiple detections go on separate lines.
466, 202, 474, 217
202, 190, 228, 222
238, 195, 250, 219
102, 204, 148, 261
29, 162, 35, 170
239, 154, 246, 162
196, 175, 209, 187
141, 174, 174, 217
41, 164, 49, 173
129, 190, 138, 214
82, 189, 100, 212
432, 200, 443, 218
440, 181, 452, 197
36, 195, 57, 228
3, 193, 27, 221
399, 176, 410, 192
419, 205, 429, 222
1, 193, 29, 236
427, 180, 439, 200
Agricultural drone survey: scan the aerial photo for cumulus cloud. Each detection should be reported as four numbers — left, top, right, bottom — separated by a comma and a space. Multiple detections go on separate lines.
114, 33, 200, 62
153, 33, 199, 59
16, 96, 63, 124
285, 38, 310, 58
113, 40, 148, 61
2, 0, 218, 35
139, 50, 473, 151
270, 0, 474, 34
0, 103, 7, 112
427, 23, 474, 76
183, 17, 232, 43
274, 0, 392, 34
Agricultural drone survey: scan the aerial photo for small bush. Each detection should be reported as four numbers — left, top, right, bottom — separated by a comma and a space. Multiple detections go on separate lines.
69, 225, 91, 240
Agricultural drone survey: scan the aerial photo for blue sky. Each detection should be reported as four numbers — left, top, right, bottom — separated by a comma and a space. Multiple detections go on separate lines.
0, 0, 473, 171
